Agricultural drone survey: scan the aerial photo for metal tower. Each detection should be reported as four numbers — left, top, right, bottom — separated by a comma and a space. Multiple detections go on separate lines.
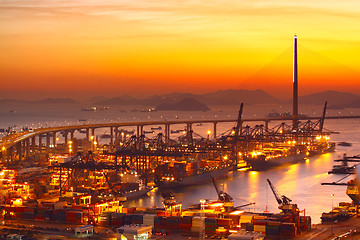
293, 35, 298, 131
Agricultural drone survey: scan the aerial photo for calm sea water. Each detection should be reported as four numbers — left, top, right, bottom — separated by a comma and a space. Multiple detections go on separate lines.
1, 103, 360, 224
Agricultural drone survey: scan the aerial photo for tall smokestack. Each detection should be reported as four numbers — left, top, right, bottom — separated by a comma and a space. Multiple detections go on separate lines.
293, 35, 298, 130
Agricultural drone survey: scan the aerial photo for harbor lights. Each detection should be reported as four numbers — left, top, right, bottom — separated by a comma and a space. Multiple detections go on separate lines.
90, 136, 95, 151
68, 140, 73, 155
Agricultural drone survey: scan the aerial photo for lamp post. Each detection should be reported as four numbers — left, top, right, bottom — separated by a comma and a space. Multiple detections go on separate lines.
331, 193, 334, 236
200, 199, 205, 240
207, 130, 211, 140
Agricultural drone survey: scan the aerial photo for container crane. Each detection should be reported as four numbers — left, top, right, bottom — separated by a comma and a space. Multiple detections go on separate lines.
211, 176, 234, 209
266, 179, 299, 220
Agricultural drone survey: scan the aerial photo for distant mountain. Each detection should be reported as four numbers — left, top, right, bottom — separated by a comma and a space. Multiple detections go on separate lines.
0, 99, 29, 104
94, 89, 283, 106
199, 89, 283, 105
96, 95, 141, 105
87, 96, 109, 103
297, 90, 360, 107
34, 98, 78, 104
328, 99, 360, 109
156, 98, 210, 111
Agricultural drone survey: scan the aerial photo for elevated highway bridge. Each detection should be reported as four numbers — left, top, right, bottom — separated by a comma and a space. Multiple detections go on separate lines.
0, 115, 359, 163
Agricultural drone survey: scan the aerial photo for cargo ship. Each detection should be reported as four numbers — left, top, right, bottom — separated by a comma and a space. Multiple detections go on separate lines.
155, 161, 232, 188
244, 141, 335, 171
244, 150, 307, 171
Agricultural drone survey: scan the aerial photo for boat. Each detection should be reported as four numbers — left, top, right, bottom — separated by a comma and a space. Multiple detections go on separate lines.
338, 141, 352, 147
328, 165, 355, 175
155, 162, 232, 188
123, 187, 152, 200
244, 140, 335, 171
244, 149, 307, 171
329, 153, 358, 174
100, 134, 111, 139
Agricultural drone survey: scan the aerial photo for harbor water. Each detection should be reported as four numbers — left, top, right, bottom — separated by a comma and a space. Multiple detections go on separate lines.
1, 103, 360, 224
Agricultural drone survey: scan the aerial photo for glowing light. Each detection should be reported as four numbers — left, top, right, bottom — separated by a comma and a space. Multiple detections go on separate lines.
230, 210, 244, 215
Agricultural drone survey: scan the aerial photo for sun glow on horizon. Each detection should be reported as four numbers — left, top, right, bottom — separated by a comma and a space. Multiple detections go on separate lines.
1, 0, 360, 98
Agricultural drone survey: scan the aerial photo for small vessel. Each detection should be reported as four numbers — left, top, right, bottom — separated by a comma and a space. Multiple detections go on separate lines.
100, 134, 111, 139
123, 186, 152, 200
170, 129, 182, 134
338, 141, 352, 147
81, 106, 97, 112
143, 130, 154, 134
329, 153, 358, 174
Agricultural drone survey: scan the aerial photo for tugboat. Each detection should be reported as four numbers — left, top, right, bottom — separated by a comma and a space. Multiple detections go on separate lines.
337, 141, 352, 147
328, 154, 359, 175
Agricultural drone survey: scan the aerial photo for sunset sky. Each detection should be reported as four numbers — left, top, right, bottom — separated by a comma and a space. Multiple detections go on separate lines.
1, 0, 360, 100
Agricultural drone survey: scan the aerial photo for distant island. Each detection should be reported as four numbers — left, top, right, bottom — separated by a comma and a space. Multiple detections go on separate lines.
156, 98, 210, 111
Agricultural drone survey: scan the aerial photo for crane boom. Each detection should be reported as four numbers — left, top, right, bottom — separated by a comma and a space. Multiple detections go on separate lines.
267, 179, 283, 205
211, 176, 220, 196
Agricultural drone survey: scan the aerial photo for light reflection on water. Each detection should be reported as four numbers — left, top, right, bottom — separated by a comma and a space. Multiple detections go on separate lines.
1, 105, 360, 224
126, 143, 359, 224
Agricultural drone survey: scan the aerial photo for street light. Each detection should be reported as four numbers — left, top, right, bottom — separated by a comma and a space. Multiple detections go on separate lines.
331, 193, 334, 236
207, 130, 211, 140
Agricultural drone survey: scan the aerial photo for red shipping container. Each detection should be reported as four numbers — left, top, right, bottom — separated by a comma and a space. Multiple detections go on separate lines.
217, 218, 231, 226
34, 216, 45, 221
111, 219, 124, 227
179, 223, 191, 230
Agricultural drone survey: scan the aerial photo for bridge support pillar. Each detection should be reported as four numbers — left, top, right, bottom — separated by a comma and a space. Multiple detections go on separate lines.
70, 130, 74, 141
53, 131, 57, 147
8, 146, 13, 163
26, 138, 30, 158
31, 137, 36, 153
18, 142, 22, 161
110, 127, 114, 146
86, 128, 89, 141
46, 133, 50, 149
114, 127, 119, 145
164, 124, 170, 144
64, 131, 68, 146
137, 125, 143, 137
91, 128, 95, 139
38, 134, 42, 151
265, 120, 269, 132
2, 147, 5, 163
213, 122, 217, 139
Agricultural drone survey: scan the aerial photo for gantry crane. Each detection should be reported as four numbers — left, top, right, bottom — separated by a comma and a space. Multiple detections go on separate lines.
211, 176, 234, 209
266, 179, 300, 222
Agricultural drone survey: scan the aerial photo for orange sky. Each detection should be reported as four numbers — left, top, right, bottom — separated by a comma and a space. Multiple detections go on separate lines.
1, 0, 360, 99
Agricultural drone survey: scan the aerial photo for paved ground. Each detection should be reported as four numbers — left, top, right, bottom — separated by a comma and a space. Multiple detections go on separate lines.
298, 216, 360, 240
2, 216, 360, 239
